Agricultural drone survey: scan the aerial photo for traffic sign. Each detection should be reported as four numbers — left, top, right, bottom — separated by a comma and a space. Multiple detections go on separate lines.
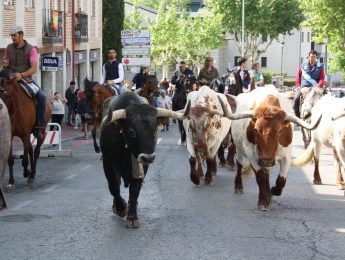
121, 30, 150, 38
122, 47, 150, 57
122, 58, 150, 66
121, 38, 150, 46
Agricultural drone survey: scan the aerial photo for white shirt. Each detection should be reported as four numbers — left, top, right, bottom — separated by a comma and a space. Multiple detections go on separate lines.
157, 96, 172, 110
51, 99, 65, 115
100, 60, 124, 84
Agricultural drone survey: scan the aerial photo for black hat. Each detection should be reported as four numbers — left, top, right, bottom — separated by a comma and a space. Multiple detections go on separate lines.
70, 81, 76, 85
179, 60, 186, 66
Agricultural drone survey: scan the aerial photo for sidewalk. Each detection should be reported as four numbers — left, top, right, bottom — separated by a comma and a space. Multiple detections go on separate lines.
12, 124, 85, 153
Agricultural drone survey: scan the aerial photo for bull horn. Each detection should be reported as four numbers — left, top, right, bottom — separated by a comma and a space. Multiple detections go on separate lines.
111, 109, 126, 122
332, 111, 345, 121
156, 100, 191, 120
284, 113, 322, 130
217, 96, 254, 120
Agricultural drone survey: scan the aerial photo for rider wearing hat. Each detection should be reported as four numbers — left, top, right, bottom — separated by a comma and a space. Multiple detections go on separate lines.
197, 57, 219, 86
171, 60, 193, 108
2, 25, 46, 139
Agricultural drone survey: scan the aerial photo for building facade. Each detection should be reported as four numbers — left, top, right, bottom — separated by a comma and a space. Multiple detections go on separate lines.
0, 0, 102, 98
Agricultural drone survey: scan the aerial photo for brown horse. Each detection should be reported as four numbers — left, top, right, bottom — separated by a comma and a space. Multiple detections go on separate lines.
84, 75, 159, 153
0, 71, 52, 191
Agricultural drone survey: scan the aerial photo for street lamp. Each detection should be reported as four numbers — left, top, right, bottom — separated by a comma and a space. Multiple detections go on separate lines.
241, 0, 245, 57
323, 37, 328, 75
280, 41, 285, 76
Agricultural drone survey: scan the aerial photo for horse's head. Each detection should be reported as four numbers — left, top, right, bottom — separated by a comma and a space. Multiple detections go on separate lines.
209, 77, 225, 93
182, 74, 197, 94
224, 69, 242, 96
300, 87, 324, 120
143, 75, 159, 96
0, 70, 16, 99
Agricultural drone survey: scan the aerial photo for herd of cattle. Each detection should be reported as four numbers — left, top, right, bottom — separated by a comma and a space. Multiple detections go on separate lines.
1, 83, 345, 229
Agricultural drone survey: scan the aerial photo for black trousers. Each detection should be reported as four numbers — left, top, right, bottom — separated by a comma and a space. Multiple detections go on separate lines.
50, 114, 64, 130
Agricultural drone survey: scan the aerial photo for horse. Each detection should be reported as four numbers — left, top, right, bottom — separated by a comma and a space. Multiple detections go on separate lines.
300, 86, 325, 148
172, 74, 197, 144
209, 77, 226, 94
0, 71, 52, 191
224, 69, 243, 96
0, 99, 11, 209
84, 75, 160, 153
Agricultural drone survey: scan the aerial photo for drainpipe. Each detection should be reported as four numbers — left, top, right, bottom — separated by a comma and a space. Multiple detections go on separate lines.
63, 0, 66, 49
72, 0, 75, 81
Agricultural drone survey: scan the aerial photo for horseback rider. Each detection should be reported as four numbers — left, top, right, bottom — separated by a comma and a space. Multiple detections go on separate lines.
100, 48, 124, 95
2, 25, 46, 139
293, 50, 325, 118
131, 66, 149, 91
171, 60, 194, 110
197, 57, 219, 86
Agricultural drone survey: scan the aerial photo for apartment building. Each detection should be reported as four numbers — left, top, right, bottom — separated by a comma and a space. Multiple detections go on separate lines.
0, 0, 102, 97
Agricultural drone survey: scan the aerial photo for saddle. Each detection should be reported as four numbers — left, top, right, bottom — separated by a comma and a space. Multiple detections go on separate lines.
18, 79, 38, 99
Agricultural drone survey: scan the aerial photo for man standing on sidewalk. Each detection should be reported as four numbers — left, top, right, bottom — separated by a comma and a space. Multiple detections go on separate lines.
65, 81, 76, 126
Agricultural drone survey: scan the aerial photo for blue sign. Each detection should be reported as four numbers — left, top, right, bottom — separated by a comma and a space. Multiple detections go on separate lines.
41, 57, 59, 71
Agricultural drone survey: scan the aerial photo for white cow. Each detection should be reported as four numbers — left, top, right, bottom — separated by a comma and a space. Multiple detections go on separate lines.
183, 86, 238, 185
227, 86, 321, 210
293, 94, 345, 189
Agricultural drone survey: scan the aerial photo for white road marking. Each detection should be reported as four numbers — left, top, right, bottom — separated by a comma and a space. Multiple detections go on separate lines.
81, 165, 92, 171
11, 200, 33, 211
65, 174, 78, 180
157, 138, 162, 145
42, 185, 58, 193
336, 228, 345, 233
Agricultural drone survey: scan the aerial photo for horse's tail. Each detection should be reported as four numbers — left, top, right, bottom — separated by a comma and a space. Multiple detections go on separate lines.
84, 77, 97, 101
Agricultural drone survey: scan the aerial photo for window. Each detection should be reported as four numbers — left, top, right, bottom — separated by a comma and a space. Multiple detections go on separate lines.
261, 35, 267, 42
307, 32, 310, 43
261, 57, 267, 68
3, 0, 13, 5
319, 57, 324, 63
301, 32, 304, 43
25, 0, 33, 8
234, 56, 241, 66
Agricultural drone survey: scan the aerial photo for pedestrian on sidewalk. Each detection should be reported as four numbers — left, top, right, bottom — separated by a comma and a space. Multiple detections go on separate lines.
50, 91, 67, 131
65, 81, 77, 126
77, 91, 92, 140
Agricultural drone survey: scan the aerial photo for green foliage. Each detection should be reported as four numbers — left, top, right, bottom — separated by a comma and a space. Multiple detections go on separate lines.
103, 0, 124, 61
283, 79, 295, 87
261, 70, 288, 84
301, 0, 345, 74
206, 0, 304, 61
124, 4, 146, 30
150, 1, 224, 69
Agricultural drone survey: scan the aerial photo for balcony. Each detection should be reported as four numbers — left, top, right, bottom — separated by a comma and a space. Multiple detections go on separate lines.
75, 12, 88, 42
42, 9, 63, 44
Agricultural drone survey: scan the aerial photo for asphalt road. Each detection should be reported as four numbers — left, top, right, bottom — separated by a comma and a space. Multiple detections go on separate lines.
0, 123, 345, 260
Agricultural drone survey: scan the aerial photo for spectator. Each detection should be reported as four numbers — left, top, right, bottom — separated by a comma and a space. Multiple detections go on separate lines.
50, 92, 67, 131
197, 57, 219, 86
77, 91, 93, 140
250, 62, 265, 88
235, 57, 251, 92
156, 90, 172, 131
335, 88, 345, 98
65, 81, 76, 126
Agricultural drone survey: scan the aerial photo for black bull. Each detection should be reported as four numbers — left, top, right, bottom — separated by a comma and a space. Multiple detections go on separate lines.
100, 92, 190, 228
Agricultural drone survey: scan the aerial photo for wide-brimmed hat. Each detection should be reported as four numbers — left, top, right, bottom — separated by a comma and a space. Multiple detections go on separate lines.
10, 25, 23, 35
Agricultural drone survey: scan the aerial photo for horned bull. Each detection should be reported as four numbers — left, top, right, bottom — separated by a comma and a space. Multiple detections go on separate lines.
0, 99, 11, 210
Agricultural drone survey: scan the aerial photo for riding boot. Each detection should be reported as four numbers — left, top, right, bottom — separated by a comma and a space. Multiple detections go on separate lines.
293, 90, 302, 118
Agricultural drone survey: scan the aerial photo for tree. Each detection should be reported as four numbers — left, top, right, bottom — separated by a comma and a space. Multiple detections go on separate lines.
302, 0, 345, 74
124, 4, 146, 30
103, 0, 125, 61
149, 1, 225, 77
206, 0, 304, 61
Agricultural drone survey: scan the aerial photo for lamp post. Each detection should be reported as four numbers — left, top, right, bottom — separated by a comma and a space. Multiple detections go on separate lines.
241, 0, 245, 57
324, 37, 328, 74
280, 41, 285, 76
